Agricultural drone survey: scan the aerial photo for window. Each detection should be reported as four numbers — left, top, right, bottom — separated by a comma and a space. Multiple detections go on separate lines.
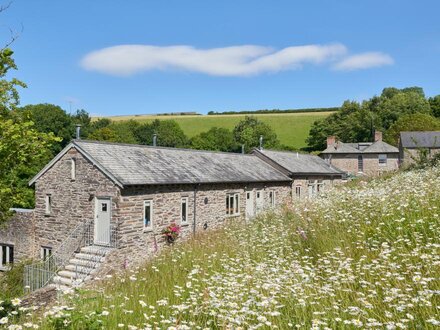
143, 200, 153, 230
45, 194, 52, 215
0, 244, 14, 269
70, 159, 76, 180
295, 185, 302, 198
226, 193, 240, 216
269, 191, 275, 207
181, 197, 188, 224
317, 180, 324, 193
378, 154, 387, 166
40, 246, 52, 261
358, 155, 364, 172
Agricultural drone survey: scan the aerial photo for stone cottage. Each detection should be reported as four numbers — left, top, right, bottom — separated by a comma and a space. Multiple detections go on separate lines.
1, 140, 294, 289
399, 131, 440, 165
320, 131, 399, 176
251, 149, 346, 198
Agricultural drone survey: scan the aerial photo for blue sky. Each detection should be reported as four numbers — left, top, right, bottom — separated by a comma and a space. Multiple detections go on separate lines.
2, 1, 439, 116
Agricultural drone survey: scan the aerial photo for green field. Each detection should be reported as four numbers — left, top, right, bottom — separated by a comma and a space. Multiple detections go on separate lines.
99, 112, 333, 149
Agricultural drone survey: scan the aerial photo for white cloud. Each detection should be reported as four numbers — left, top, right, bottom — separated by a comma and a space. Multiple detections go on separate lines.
333, 52, 394, 71
80, 43, 347, 77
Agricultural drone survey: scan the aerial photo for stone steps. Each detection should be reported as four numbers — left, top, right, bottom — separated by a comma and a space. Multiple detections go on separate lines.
53, 245, 113, 290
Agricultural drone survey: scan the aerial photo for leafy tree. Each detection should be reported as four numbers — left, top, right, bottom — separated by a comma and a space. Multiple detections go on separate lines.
384, 113, 440, 146
88, 126, 119, 142
191, 127, 238, 152
307, 87, 432, 151
429, 95, 440, 118
233, 116, 280, 152
18, 103, 74, 152
0, 48, 26, 116
134, 119, 188, 147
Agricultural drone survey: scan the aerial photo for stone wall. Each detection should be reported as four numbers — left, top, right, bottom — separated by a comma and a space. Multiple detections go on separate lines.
329, 154, 399, 176
101, 181, 292, 272
292, 176, 344, 199
34, 147, 121, 256
0, 209, 35, 268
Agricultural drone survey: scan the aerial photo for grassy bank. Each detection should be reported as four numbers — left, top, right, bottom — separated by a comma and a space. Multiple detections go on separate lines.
7, 167, 440, 329
96, 112, 333, 149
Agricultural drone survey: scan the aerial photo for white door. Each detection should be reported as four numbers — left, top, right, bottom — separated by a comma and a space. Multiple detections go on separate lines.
245, 191, 255, 219
255, 190, 264, 215
95, 198, 111, 245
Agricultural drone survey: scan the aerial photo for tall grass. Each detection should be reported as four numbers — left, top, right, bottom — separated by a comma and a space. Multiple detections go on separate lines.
7, 167, 440, 329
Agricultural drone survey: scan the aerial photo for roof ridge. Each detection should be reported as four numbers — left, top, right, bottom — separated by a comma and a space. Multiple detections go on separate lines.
73, 139, 257, 157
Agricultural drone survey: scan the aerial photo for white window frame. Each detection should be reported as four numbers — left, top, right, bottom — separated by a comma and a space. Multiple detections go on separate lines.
226, 193, 240, 216
269, 190, 276, 207
45, 194, 52, 215
295, 185, 302, 198
40, 246, 52, 261
378, 154, 387, 166
181, 197, 189, 224
143, 200, 153, 230
71, 159, 76, 180
0, 244, 14, 269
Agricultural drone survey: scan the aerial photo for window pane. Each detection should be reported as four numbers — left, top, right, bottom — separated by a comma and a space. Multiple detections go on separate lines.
144, 202, 152, 227
234, 194, 239, 214
181, 199, 187, 222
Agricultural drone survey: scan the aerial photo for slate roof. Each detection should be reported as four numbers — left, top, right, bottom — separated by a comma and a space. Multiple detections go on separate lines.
321, 140, 398, 154
253, 149, 345, 176
30, 140, 291, 187
400, 131, 440, 148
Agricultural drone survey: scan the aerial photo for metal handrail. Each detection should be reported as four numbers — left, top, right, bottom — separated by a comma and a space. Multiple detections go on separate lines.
24, 219, 117, 292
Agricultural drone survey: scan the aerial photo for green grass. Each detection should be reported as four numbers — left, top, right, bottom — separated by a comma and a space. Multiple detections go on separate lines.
97, 112, 333, 149
11, 167, 440, 329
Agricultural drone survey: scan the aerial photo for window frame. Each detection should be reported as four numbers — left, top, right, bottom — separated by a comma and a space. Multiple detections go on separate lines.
269, 190, 276, 207
45, 194, 52, 215
295, 185, 302, 198
70, 158, 76, 181
181, 197, 189, 225
378, 154, 387, 166
40, 246, 52, 261
143, 200, 153, 231
226, 192, 240, 216
0, 244, 14, 269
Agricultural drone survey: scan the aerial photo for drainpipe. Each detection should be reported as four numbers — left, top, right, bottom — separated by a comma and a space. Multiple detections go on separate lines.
193, 184, 198, 235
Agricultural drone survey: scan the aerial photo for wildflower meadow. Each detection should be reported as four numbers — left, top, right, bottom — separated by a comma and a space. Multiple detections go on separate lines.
3, 167, 440, 329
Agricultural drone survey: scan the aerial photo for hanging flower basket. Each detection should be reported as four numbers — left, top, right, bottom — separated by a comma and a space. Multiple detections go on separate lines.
162, 223, 181, 243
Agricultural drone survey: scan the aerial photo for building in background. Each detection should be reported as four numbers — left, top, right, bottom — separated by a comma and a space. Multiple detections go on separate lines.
320, 131, 399, 176
399, 131, 440, 166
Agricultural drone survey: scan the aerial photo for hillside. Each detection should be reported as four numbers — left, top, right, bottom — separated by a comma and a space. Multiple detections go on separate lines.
97, 112, 334, 149
6, 167, 439, 329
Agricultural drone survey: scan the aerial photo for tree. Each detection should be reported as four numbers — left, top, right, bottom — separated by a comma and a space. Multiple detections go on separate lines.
18, 103, 74, 152
233, 116, 280, 152
306, 87, 432, 151
429, 95, 440, 118
191, 127, 238, 152
134, 119, 188, 147
384, 113, 440, 146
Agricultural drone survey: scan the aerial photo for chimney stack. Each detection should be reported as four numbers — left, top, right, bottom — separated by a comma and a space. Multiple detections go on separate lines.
259, 135, 263, 150
327, 136, 336, 147
374, 131, 382, 142
153, 134, 157, 147
75, 124, 81, 140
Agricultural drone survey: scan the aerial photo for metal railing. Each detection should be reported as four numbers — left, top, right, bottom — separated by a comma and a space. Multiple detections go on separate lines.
24, 220, 118, 292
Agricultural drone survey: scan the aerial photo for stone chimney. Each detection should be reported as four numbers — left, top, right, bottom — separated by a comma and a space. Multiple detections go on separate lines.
374, 131, 383, 142
327, 136, 336, 147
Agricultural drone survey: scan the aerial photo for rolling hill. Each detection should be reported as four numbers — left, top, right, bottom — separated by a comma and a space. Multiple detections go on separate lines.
97, 111, 334, 149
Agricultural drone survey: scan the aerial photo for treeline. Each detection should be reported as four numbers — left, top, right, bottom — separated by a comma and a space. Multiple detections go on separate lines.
306, 87, 440, 150
207, 107, 339, 115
